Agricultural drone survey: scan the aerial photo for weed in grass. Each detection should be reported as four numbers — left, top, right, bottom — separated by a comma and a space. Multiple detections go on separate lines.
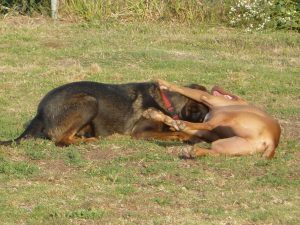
115, 185, 136, 196
86, 164, 136, 184
28, 205, 68, 225
249, 210, 273, 223
64, 146, 85, 167
140, 162, 176, 175
22, 141, 47, 160
152, 197, 172, 206
256, 172, 300, 187
200, 207, 226, 217
146, 178, 169, 187
0, 156, 38, 178
65, 208, 105, 219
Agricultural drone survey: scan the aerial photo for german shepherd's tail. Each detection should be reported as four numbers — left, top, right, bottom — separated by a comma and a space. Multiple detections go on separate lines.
0, 114, 44, 146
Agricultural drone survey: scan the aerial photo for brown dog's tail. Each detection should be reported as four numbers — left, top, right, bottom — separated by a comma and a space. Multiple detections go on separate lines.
0, 114, 44, 146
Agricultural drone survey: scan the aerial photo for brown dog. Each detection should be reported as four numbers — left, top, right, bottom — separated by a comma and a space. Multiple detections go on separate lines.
143, 80, 281, 159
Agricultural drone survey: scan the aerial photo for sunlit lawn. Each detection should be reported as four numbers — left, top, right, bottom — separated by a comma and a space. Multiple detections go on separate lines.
0, 17, 299, 224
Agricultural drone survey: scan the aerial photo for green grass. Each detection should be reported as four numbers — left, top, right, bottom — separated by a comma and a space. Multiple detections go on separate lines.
0, 16, 299, 224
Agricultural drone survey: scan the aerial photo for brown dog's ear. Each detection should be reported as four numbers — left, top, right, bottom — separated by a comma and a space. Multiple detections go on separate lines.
185, 84, 208, 92
180, 84, 209, 122
181, 100, 209, 122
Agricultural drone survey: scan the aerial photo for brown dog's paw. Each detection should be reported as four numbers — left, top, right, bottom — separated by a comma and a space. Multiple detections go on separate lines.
157, 79, 172, 91
178, 146, 196, 159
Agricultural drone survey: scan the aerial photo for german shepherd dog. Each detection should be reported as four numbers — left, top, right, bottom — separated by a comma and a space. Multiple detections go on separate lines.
0, 81, 209, 146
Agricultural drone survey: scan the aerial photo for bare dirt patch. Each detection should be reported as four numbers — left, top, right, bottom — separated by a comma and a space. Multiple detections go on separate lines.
36, 159, 73, 183
84, 144, 136, 162
280, 119, 300, 140
42, 40, 66, 49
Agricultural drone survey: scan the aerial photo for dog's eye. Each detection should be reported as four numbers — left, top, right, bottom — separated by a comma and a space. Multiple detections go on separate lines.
192, 106, 203, 113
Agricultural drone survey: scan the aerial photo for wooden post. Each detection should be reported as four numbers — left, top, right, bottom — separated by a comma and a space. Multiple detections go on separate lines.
51, 0, 58, 19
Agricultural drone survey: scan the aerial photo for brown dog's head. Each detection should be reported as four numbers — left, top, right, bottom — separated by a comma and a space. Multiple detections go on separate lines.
179, 84, 209, 122
167, 83, 209, 122
157, 82, 209, 123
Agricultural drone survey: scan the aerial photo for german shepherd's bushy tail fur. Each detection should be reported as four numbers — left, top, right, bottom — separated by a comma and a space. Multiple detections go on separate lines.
0, 114, 44, 146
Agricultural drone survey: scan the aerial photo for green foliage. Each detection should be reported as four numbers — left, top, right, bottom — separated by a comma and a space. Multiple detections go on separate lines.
228, 0, 300, 31
0, 0, 50, 15
271, 0, 300, 30
228, 0, 273, 31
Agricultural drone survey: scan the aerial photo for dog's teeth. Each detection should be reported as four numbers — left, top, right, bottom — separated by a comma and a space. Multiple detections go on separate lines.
225, 95, 233, 100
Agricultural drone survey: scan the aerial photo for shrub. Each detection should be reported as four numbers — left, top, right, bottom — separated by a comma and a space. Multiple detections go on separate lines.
228, 0, 300, 31
271, 0, 300, 30
0, 0, 49, 15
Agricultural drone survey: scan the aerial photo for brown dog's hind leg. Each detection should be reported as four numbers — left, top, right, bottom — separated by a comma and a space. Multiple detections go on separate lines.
186, 137, 256, 158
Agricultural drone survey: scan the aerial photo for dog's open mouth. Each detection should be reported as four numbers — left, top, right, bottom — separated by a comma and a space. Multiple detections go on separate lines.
211, 86, 238, 100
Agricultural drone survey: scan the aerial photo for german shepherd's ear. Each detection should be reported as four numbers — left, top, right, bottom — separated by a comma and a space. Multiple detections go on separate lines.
181, 84, 209, 122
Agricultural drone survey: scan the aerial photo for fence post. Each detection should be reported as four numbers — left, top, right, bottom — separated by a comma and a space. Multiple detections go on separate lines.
51, 0, 58, 19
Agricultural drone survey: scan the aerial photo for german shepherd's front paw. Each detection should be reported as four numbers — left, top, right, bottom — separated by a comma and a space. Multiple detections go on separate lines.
171, 120, 186, 131
142, 108, 166, 122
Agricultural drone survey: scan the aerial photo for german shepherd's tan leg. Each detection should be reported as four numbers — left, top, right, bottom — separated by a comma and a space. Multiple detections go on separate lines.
53, 115, 98, 146
143, 108, 215, 137
57, 134, 98, 147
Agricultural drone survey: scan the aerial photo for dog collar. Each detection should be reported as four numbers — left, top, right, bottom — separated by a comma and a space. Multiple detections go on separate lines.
159, 89, 180, 120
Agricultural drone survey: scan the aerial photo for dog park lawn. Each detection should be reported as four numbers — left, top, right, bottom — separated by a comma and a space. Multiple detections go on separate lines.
0, 16, 299, 224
